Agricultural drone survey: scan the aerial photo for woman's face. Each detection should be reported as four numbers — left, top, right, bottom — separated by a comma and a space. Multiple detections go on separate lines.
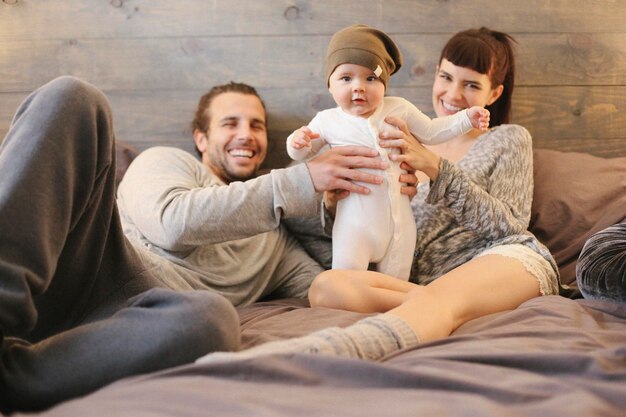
432, 58, 503, 118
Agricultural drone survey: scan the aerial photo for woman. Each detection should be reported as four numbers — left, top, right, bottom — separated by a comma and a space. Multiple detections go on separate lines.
197, 27, 561, 364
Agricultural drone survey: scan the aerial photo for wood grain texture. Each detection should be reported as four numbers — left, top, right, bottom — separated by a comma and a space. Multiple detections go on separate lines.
1, 0, 624, 161
1, 33, 624, 92
1, 0, 624, 39
1, 84, 624, 168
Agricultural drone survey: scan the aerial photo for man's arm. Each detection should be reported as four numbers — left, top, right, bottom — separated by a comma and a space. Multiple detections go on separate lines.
117, 146, 314, 251
117, 146, 386, 252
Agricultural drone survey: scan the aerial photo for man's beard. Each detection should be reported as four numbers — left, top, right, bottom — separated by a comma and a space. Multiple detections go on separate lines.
217, 159, 258, 183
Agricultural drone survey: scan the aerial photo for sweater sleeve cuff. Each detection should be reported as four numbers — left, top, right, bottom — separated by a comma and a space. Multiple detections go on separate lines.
425, 158, 454, 204
270, 163, 319, 218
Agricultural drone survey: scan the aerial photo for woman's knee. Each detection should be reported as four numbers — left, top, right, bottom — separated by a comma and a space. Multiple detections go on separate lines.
309, 270, 338, 307
308, 270, 358, 308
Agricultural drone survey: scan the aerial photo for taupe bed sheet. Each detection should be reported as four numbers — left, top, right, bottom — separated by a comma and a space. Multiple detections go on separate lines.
27, 296, 626, 417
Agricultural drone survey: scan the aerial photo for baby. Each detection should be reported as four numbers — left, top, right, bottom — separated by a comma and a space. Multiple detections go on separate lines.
287, 24, 489, 279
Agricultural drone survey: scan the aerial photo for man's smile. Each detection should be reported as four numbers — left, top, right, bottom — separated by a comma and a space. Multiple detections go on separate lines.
228, 148, 255, 158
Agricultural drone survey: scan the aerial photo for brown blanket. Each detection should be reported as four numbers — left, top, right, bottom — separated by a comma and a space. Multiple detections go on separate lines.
28, 296, 626, 417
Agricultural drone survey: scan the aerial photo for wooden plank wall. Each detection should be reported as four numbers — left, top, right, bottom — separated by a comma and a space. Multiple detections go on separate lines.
0, 0, 624, 170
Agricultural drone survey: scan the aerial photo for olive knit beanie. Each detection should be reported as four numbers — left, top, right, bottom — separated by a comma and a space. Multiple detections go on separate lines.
325, 24, 403, 87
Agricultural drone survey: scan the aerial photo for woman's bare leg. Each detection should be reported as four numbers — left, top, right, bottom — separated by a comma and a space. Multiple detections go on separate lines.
388, 254, 541, 342
308, 269, 418, 313
197, 255, 543, 365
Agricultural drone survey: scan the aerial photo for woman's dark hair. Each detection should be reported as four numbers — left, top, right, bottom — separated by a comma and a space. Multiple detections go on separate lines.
191, 82, 266, 157
439, 27, 516, 127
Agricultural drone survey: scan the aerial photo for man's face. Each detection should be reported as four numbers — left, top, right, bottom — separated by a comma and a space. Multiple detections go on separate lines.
195, 92, 268, 183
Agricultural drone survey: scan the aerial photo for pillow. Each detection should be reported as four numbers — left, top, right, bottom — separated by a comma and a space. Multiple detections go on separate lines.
575, 223, 626, 302
529, 149, 626, 294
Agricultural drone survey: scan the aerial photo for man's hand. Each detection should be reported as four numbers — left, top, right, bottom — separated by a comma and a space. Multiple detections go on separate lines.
306, 146, 387, 195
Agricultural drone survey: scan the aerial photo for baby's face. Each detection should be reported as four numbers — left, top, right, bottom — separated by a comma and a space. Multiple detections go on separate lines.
328, 63, 385, 118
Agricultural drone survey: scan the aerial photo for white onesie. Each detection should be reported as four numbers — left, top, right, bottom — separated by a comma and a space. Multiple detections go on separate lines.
287, 96, 473, 279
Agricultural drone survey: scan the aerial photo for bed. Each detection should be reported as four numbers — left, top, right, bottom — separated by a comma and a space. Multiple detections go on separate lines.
20, 145, 626, 417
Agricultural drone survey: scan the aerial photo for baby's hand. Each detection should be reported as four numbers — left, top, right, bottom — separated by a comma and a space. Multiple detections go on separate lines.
467, 106, 490, 131
290, 126, 320, 149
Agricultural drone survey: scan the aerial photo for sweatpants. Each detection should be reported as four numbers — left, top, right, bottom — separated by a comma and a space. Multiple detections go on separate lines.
0, 76, 240, 412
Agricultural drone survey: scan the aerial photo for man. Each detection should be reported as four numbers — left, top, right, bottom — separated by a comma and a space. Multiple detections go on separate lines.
0, 77, 391, 412
117, 81, 391, 305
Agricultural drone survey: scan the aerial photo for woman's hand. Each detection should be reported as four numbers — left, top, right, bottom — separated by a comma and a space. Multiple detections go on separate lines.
399, 163, 418, 199
380, 116, 442, 182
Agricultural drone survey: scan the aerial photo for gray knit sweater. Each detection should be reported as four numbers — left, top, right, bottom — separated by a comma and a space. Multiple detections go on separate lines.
410, 124, 559, 292
116, 147, 324, 306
